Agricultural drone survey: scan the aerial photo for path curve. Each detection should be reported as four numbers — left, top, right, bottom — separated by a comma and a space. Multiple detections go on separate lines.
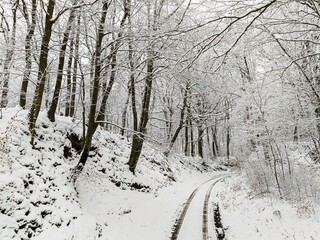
170, 174, 228, 240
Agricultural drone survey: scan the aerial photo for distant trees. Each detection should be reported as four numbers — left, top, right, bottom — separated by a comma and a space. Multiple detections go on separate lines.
2, 0, 320, 179
163, 81, 189, 157
259, 0, 320, 157
1, 0, 19, 108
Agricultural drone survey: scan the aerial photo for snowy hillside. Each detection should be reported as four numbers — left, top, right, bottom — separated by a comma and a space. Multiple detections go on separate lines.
0, 108, 224, 240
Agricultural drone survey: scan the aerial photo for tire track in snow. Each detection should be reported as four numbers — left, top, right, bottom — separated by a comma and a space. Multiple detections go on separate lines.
170, 174, 228, 240
202, 179, 219, 240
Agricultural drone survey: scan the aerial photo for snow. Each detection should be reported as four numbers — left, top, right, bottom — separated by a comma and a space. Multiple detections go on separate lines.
78, 168, 225, 240
0, 107, 225, 239
218, 175, 320, 240
2, 107, 319, 240
176, 176, 224, 240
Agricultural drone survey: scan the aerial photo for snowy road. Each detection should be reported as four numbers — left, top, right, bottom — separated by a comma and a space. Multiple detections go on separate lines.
171, 175, 229, 240
78, 170, 230, 240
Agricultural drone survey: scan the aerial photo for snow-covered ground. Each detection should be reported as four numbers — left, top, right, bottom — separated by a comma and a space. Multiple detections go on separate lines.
79, 171, 227, 240
1, 107, 320, 240
0, 108, 225, 240
218, 174, 320, 240
175, 174, 229, 240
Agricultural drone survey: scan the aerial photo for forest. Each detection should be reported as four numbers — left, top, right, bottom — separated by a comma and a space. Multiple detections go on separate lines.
0, 0, 320, 239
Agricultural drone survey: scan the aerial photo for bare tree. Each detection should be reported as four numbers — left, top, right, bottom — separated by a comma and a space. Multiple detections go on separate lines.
73, 0, 112, 175
1, 0, 19, 107
29, 0, 56, 145
127, 0, 161, 174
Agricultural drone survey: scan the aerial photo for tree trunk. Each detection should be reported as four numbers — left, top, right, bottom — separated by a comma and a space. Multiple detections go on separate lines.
120, 87, 131, 136
226, 126, 230, 159
29, 0, 55, 145
293, 125, 298, 142
70, 13, 81, 117
197, 124, 203, 158
226, 101, 230, 159
184, 118, 189, 156
206, 127, 211, 158
129, 41, 138, 133
190, 118, 195, 157
47, 1, 77, 121
20, 0, 37, 108
163, 95, 174, 142
1, 0, 19, 107
65, 36, 75, 117
127, 0, 138, 136
211, 125, 219, 157
315, 105, 320, 142
164, 82, 189, 157
128, 49, 154, 173
79, 64, 86, 144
